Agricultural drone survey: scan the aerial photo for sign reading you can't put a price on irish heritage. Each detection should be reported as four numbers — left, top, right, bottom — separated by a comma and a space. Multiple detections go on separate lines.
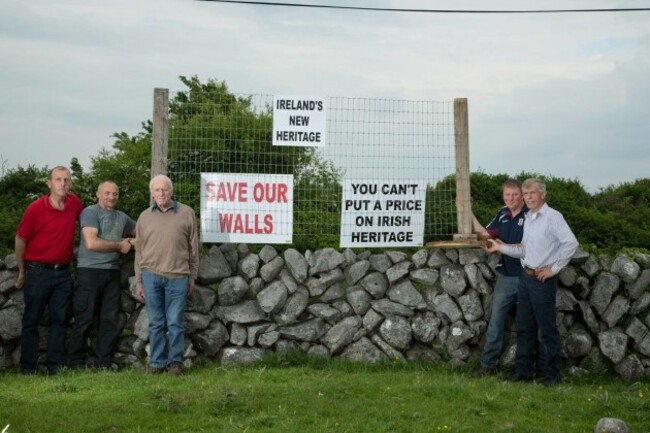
273, 95, 326, 147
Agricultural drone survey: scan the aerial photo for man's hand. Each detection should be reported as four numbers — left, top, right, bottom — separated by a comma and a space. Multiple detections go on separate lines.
119, 239, 132, 254
484, 238, 503, 253
187, 279, 195, 295
136, 282, 145, 303
15, 270, 25, 289
535, 267, 555, 282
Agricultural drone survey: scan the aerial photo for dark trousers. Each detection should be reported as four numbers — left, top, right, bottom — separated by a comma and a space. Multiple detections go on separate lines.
515, 274, 561, 382
20, 263, 72, 374
68, 268, 122, 368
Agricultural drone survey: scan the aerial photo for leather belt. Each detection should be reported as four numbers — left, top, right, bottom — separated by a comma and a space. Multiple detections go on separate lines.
26, 261, 70, 270
523, 267, 537, 276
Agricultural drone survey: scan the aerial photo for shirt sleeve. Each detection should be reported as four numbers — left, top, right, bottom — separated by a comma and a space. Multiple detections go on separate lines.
549, 213, 579, 275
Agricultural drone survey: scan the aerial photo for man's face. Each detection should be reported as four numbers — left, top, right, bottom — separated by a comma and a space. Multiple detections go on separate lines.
46, 169, 72, 198
151, 178, 173, 209
523, 185, 546, 213
502, 186, 524, 213
96, 182, 119, 211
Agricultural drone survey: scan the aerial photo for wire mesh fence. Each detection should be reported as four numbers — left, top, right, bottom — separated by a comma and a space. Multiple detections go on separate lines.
162, 88, 458, 249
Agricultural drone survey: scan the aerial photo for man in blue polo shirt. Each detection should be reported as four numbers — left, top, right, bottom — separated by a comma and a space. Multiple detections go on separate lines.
472, 178, 527, 377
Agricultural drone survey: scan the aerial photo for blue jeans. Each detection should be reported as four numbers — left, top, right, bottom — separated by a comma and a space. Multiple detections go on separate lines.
141, 269, 188, 368
480, 274, 519, 368
20, 262, 73, 373
516, 274, 560, 381
68, 268, 122, 368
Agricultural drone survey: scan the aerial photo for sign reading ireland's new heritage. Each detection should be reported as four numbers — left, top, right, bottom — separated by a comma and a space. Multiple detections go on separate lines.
200, 173, 293, 244
273, 95, 326, 147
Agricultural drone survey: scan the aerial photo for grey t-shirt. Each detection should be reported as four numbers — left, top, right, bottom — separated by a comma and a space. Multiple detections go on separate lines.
77, 204, 136, 269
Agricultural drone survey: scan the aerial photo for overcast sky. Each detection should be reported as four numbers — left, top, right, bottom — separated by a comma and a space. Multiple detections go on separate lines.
1, 0, 648, 192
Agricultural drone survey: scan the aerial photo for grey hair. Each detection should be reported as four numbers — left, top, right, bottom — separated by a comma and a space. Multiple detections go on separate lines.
522, 177, 546, 195
149, 174, 173, 191
96, 180, 118, 193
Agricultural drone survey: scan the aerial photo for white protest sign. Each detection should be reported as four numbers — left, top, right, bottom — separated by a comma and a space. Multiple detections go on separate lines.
200, 173, 293, 244
340, 179, 426, 248
273, 95, 326, 147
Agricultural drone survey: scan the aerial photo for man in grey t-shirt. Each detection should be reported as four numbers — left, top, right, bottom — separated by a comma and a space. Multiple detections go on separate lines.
68, 181, 136, 369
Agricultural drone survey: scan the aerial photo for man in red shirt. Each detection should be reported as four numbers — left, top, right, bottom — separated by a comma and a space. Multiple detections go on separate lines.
15, 166, 83, 374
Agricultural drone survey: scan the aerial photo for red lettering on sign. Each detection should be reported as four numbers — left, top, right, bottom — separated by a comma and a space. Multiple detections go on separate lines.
215, 182, 248, 202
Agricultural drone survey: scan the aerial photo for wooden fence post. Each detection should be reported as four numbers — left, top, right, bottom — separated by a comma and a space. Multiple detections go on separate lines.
453, 98, 476, 242
151, 88, 169, 177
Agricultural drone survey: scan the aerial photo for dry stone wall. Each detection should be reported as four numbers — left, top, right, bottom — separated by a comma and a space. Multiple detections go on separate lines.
0, 245, 649, 380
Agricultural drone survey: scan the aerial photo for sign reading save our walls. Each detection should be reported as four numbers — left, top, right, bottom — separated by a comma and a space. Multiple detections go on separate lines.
273, 95, 326, 147
200, 173, 293, 244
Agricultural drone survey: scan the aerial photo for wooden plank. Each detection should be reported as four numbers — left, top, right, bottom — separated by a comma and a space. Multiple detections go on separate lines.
425, 239, 487, 249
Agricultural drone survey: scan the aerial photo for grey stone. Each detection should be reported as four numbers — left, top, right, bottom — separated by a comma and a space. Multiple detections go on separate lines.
409, 268, 439, 287
386, 250, 408, 264
570, 246, 590, 264
575, 276, 591, 299
359, 272, 389, 299
222, 249, 239, 273
557, 288, 578, 312
593, 417, 629, 433
197, 248, 232, 284
386, 261, 413, 284
331, 299, 355, 318
191, 320, 229, 357
257, 280, 288, 314
615, 355, 645, 381
258, 330, 280, 348
0, 271, 16, 294
630, 292, 650, 315
362, 308, 384, 332
581, 255, 602, 277
610, 254, 640, 283
307, 303, 342, 325
273, 286, 309, 325
229, 322, 247, 346
249, 277, 265, 296
237, 243, 250, 259
276, 339, 301, 353
458, 248, 485, 265
258, 245, 278, 263
340, 337, 387, 363
598, 329, 628, 364
577, 301, 600, 335
411, 311, 440, 343
214, 300, 267, 324
411, 249, 428, 268
345, 260, 370, 285
3, 254, 17, 270
464, 264, 490, 294
0, 305, 22, 340
309, 247, 345, 275
486, 253, 501, 273
370, 334, 406, 361
247, 322, 273, 346
626, 269, 650, 300
184, 312, 212, 334
590, 272, 621, 314
219, 347, 269, 366
427, 249, 451, 268
278, 318, 327, 342
305, 268, 345, 297
601, 295, 630, 328
430, 293, 463, 323
347, 285, 372, 316
120, 292, 136, 315
238, 253, 260, 281
371, 298, 415, 318
307, 345, 331, 359
279, 269, 299, 294
260, 256, 284, 282
562, 330, 593, 359
439, 264, 467, 297
445, 321, 475, 351
445, 249, 459, 263
406, 344, 442, 362
633, 252, 650, 269
369, 253, 392, 273
341, 248, 357, 268
476, 262, 495, 281
284, 248, 309, 283
379, 315, 412, 351
457, 289, 484, 322
558, 266, 578, 287
217, 276, 249, 307
322, 316, 362, 353
320, 282, 345, 303
132, 307, 149, 341
387, 279, 426, 309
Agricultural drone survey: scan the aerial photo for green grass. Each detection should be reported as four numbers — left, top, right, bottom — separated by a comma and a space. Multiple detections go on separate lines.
0, 356, 648, 433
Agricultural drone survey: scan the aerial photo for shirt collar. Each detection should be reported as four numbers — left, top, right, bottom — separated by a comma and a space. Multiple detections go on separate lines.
151, 200, 178, 213
527, 202, 548, 220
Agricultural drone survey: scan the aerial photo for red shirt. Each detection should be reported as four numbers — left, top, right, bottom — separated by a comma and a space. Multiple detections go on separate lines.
16, 193, 83, 264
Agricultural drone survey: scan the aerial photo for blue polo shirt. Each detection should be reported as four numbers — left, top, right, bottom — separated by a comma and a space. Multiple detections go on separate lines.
486, 205, 528, 277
